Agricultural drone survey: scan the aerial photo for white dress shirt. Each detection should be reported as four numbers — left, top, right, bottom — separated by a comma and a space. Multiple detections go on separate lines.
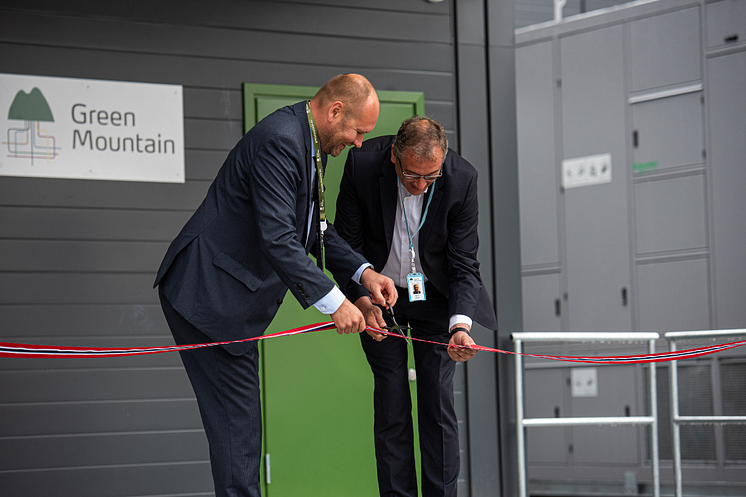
381, 180, 472, 330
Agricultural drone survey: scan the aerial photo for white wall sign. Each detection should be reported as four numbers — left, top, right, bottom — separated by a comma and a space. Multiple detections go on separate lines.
0, 73, 184, 183
562, 153, 611, 189
571, 367, 598, 397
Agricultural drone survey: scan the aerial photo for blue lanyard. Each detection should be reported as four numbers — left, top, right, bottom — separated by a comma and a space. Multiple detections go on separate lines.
398, 177, 436, 273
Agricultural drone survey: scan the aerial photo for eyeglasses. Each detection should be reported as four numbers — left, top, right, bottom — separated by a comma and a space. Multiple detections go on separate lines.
396, 158, 442, 181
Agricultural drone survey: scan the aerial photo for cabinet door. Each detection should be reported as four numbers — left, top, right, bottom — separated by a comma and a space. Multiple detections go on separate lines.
708, 52, 746, 328
637, 258, 711, 332
522, 273, 562, 332
631, 92, 704, 174
629, 7, 701, 92
560, 26, 633, 332
516, 40, 560, 268
706, 0, 746, 50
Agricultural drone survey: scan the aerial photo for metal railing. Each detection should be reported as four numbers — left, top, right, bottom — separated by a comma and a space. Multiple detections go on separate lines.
664, 329, 746, 497
512, 332, 661, 497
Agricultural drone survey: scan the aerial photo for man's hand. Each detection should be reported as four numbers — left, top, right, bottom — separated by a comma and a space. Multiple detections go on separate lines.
360, 268, 398, 307
448, 326, 477, 362
331, 299, 366, 335
355, 297, 387, 341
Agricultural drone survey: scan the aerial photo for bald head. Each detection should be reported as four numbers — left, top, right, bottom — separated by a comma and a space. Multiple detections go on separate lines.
311, 73, 378, 120
310, 74, 379, 157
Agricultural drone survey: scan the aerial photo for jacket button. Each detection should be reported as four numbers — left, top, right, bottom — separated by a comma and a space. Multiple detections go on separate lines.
277, 299, 283, 306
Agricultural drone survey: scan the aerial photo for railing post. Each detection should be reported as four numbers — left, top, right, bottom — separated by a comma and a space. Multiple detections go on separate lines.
649, 338, 660, 497
669, 339, 683, 497
515, 338, 527, 497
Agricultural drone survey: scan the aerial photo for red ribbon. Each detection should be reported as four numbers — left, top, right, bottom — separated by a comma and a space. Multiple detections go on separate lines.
1, 323, 744, 363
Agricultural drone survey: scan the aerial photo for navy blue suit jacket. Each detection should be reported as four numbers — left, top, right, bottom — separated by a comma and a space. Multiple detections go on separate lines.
154, 102, 367, 354
334, 136, 497, 330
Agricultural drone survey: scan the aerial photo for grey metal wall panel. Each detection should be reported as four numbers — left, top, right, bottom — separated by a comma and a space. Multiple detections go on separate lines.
0, 463, 214, 497
0, 304, 168, 338
0, 274, 159, 304
0, 240, 168, 272
185, 118, 244, 151
522, 272, 562, 332
0, 399, 201, 436
516, 40, 560, 268
629, 7, 702, 92
634, 173, 708, 254
636, 257, 711, 332
183, 88, 243, 120
0, 11, 453, 74
631, 92, 705, 173
19, 0, 450, 20
0, 207, 191, 241
1, 42, 458, 101
0, 177, 210, 210
560, 25, 633, 332
708, 51, 746, 329
2, 368, 193, 402
0, 431, 208, 470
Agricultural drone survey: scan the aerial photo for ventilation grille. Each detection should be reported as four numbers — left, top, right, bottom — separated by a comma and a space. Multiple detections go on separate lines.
721, 361, 746, 461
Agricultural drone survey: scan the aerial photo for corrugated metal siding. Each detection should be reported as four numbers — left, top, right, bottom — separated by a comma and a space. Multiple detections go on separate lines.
0, 1, 459, 495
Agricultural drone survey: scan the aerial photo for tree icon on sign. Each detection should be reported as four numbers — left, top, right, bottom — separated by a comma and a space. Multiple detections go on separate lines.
5, 87, 60, 164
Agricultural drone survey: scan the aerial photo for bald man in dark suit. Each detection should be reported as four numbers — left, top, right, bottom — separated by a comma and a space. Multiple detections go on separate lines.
154, 74, 397, 497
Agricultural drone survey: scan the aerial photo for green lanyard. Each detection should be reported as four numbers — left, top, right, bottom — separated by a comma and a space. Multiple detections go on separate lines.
305, 101, 326, 233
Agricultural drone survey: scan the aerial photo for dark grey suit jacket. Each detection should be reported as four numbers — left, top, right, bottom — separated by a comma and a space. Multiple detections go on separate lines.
154, 102, 367, 354
335, 135, 497, 330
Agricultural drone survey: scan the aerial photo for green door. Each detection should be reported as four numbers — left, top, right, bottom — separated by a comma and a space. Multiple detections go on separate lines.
243, 83, 424, 497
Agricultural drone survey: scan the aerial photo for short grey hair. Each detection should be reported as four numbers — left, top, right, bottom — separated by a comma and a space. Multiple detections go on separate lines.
392, 116, 448, 164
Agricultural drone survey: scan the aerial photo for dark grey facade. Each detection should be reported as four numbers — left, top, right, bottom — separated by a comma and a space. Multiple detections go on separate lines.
0, 1, 521, 496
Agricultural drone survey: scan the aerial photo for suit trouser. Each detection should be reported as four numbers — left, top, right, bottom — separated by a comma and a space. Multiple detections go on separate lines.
159, 289, 262, 497
360, 282, 459, 497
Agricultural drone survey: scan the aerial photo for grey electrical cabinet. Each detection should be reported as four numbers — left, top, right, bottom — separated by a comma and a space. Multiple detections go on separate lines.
516, 0, 746, 492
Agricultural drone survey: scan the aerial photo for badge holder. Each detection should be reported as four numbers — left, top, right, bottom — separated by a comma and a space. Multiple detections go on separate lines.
406, 248, 426, 302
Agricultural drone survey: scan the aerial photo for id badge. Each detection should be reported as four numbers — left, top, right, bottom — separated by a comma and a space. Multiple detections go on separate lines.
407, 273, 426, 302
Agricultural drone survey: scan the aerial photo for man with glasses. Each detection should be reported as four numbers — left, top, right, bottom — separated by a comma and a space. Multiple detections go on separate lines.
335, 116, 497, 497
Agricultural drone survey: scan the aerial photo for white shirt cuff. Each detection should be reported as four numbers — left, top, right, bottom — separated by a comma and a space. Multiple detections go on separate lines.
449, 314, 473, 330
353, 263, 374, 284
313, 286, 346, 315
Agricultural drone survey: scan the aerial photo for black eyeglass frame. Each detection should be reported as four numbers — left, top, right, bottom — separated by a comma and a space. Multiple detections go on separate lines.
395, 157, 443, 182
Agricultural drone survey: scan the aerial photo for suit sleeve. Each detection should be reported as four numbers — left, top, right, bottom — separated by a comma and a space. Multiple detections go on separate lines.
247, 133, 358, 308
445, 169, 483, 320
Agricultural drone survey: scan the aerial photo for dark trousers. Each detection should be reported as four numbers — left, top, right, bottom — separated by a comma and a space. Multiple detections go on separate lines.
361, 283, 459, 497
159, 289, 262, 497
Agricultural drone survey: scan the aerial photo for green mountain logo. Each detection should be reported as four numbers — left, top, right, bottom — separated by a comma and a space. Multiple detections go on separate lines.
5, 86, 59, 163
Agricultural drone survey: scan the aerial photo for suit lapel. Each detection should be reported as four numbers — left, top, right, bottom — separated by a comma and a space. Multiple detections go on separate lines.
418, 176, 444, 247
380, 161, 398, 254
300, 103, 315, 251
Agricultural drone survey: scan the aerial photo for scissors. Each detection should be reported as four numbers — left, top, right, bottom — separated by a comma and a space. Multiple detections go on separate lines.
384, 304, 412, 345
